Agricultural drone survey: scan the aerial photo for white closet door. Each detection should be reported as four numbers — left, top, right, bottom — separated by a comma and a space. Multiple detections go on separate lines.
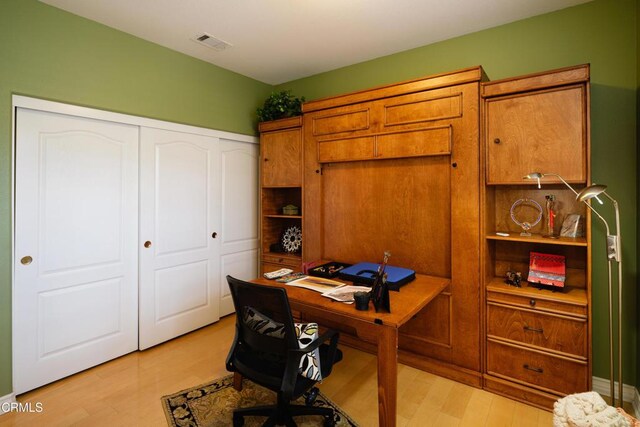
14, 108, 139, 394
139, 128, 220, 349
218, 139, 259, 317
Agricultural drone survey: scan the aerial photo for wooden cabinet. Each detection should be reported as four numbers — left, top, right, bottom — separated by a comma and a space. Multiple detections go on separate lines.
481, 65, 591, 409
259, 117, 303, 274
302, 67, 486, 386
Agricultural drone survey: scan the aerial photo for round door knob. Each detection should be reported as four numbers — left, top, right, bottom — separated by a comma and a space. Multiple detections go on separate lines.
144, 241, 152, 248
20, 256, 33, 265
211, 232, 218, 239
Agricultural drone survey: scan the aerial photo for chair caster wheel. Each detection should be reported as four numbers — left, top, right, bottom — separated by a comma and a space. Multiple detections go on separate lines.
304, 387, 319, 406
233, 414, 244, 427
323, 415, 335, 427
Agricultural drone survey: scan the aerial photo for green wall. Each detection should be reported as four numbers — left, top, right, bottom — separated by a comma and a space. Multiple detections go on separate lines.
280, 0, 639, 387
0, 0, 271, 396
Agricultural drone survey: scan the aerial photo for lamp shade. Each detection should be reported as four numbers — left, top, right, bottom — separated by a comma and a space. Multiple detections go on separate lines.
523, 172, 543, 180
576, 184, 607, 202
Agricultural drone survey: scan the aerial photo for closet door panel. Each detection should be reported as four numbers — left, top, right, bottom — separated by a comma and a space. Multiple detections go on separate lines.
218, 139, 259, 317
139, 128, 220, 349
14, 108, 139, 394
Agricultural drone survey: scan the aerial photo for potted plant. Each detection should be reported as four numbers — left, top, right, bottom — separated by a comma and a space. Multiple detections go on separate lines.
257, 91, 305, 122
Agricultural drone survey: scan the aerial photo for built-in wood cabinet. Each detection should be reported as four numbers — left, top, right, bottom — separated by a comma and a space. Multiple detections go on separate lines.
259, 117, 303, 274
257, 64, 592, 410
481, 64, 591, 409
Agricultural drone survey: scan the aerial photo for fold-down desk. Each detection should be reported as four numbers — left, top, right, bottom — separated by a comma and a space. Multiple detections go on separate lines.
247, 274, 449, 426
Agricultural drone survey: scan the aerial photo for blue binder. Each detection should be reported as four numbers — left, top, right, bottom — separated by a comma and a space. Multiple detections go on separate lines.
338, 262, 415, 290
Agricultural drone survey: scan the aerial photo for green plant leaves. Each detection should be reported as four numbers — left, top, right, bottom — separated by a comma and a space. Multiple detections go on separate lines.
257, 90, 305, 122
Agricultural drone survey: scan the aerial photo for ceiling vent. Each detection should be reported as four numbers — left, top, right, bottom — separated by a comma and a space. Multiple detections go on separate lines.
192, 33, 232, 51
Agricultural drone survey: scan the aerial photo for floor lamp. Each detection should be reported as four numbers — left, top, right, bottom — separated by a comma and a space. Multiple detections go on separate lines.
524, 173, 621, 406
577, 184, 623, 407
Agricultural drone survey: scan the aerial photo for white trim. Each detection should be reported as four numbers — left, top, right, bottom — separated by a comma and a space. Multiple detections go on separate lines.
592, 376, 637, 404
11, 95, 258, 144
0, 393, 17, 415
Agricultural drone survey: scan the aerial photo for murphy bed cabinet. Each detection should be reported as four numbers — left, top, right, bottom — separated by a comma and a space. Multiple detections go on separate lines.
302, 67, 486, 386
258, 116, 303, 274
481, 65, 592, 409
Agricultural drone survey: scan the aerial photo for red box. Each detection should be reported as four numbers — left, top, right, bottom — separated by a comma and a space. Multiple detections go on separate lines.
527, 252, 566, 287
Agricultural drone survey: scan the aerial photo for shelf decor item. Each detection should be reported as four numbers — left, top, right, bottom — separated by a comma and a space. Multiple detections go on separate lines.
281, 225, 302, 254
544, 194, 557, 238
257, 91, 305, 122
527, 252, 566, 288
560, 214, 584, 237
510, 198, 543, 236
282, 204, 299, 215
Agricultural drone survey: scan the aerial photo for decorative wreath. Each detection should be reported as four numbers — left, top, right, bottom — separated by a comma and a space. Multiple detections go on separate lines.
510, 198, 543, 234
281, 225, 302, 253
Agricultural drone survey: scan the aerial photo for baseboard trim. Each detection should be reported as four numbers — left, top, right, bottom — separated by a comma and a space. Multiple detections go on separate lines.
592, 376, 636, 404
0, 393, 17, 415
633, 386, 639, 419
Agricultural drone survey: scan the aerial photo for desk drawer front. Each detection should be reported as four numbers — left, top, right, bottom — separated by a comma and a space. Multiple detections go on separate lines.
487, 303, 587, 358
486, 340, 588, 395
487, 290, 586, 317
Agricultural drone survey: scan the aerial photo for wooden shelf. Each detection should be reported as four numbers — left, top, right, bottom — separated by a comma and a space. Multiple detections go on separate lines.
486, 277, 587, 306
264, 214, 302, 219
486, 232, 587, 247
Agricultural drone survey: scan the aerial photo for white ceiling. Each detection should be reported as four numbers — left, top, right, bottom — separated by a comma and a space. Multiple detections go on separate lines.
40, 0, 592, 85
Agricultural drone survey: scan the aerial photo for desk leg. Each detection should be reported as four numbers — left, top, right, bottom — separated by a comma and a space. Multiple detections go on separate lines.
377, 325, 398, 427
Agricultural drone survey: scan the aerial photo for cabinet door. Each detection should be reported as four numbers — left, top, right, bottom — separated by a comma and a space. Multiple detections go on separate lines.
261, 128, 302, 187
486, 86, 586, 184
139, 128, 220, 349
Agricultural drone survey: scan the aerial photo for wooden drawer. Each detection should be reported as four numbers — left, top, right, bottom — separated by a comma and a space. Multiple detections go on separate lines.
487, 289, 587, 317
487, 303, 587, 358
486, 339, 588, 395
261, 254, 301, 268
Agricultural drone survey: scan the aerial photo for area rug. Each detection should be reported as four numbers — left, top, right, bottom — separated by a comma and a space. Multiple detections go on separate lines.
162, 374, 358, 426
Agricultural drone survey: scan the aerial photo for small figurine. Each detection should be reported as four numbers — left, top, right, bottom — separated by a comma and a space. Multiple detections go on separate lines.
505, 270, 522, 287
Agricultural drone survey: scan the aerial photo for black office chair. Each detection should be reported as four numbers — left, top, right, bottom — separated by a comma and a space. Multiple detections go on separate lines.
225, 275, 343, 427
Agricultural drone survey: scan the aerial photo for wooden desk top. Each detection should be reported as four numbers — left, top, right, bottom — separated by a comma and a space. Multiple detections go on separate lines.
252, 274, 449, 328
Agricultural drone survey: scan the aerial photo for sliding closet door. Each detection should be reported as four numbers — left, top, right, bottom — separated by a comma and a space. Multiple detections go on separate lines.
218, 139, 259, 317
139, 128, 220, 349
14, 108, 139, 394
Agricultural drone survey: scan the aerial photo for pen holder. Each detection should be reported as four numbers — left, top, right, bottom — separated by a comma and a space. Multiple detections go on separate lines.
354, 291, 371, 311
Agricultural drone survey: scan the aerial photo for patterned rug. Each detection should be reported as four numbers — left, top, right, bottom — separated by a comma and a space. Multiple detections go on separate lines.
162, 374, 358, 426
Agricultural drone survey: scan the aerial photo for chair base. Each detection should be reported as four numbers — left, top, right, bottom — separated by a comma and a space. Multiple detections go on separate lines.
233, 394, 335, 427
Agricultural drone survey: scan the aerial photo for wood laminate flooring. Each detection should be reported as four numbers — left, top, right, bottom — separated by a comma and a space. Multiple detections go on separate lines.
0, 315, 553, 426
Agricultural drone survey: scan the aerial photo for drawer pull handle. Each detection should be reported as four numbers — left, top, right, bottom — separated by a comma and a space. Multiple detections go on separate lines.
529, 299, 536, 307
523, 324, 544, 333
523, 364, 543, 373
494, 138, 501, 144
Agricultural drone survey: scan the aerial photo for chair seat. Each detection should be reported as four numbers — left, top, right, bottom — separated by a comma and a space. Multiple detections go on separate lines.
234, 344, 343, 399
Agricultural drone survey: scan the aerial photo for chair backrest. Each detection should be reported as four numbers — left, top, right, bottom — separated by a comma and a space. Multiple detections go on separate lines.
226, 276, 299, 356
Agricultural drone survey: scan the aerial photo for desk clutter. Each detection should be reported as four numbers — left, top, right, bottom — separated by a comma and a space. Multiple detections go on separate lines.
265, 252, 418, 313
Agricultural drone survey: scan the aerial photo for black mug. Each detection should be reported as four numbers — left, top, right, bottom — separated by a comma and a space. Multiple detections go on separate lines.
354, 291, 370, 311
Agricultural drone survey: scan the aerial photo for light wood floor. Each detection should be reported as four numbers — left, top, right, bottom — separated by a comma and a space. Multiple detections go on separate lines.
0, 315, 553, 426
